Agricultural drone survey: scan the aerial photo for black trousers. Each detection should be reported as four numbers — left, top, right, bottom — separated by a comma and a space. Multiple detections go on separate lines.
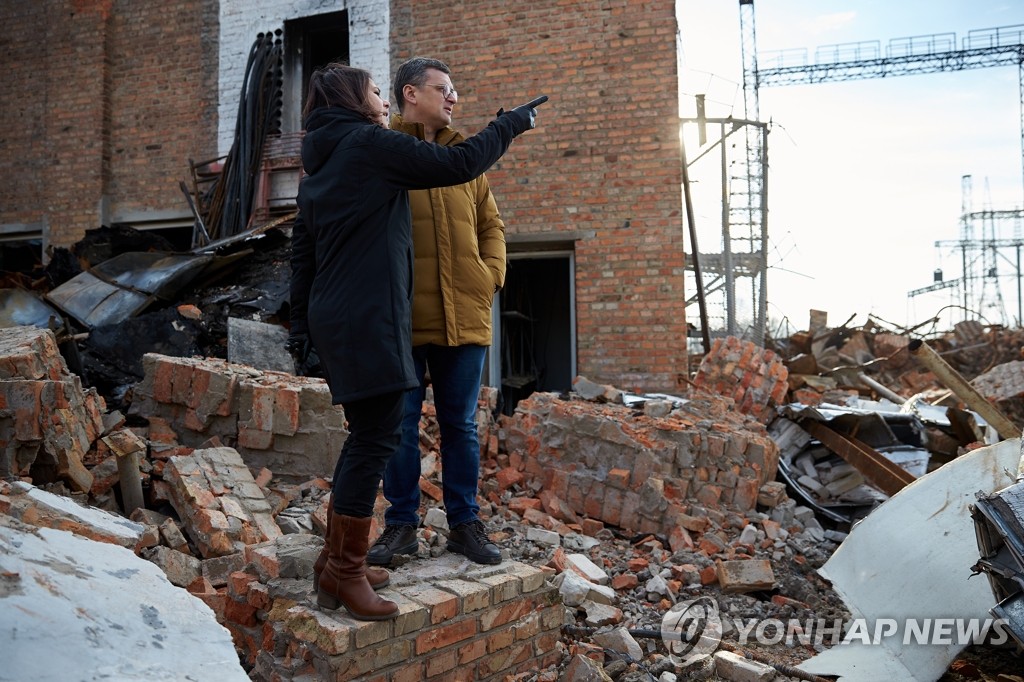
332, 390, 405, 517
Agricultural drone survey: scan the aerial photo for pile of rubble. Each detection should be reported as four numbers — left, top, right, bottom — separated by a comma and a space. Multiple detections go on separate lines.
767, 313, 1024, 419
7, 221, 1024, 679
5, 320, 1024, 682
0, 323, 843, 681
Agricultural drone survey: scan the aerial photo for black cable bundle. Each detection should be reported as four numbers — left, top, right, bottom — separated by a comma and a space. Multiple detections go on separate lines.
203, 31, 283, 243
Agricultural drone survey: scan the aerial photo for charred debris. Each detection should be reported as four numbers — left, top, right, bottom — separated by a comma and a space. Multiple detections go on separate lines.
1, 222, 295, 411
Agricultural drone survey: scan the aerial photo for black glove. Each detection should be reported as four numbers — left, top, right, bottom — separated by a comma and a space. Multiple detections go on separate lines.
497, 95, 548, 136
287, 332, 324, 377
286, 332, 310, 363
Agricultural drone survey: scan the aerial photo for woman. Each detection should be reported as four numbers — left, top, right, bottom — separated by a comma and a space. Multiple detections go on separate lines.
289, 63, 540, 620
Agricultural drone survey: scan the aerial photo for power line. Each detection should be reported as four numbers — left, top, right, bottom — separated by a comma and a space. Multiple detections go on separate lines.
738, 1, 1024, 327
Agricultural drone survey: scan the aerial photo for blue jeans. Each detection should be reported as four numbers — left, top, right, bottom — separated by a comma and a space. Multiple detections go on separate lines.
382, 344, 487, 528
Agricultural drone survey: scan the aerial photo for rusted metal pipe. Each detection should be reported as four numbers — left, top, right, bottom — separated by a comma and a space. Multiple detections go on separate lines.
907, 338, 1021, 441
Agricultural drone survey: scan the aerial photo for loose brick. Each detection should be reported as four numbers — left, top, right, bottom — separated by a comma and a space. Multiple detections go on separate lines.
716, 559, 776, 594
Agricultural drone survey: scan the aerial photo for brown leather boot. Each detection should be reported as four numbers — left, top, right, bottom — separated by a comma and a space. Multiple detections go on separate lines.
318, 512, 398, 620
314, 495, 388, 592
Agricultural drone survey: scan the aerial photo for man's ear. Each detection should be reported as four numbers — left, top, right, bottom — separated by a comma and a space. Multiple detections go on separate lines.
402, 83, 418, 108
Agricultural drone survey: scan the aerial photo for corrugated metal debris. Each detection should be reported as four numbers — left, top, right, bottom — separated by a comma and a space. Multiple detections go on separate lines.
971, 450, 1024, 650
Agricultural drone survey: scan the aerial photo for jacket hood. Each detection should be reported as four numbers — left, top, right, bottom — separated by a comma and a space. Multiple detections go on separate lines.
302, 106, 371, 175
390, 113, 465, 146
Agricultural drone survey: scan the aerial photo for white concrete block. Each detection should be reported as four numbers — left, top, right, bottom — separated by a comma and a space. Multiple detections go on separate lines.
526, 526, 561, 546
0, 519, 247, 681
567, 552, 609, 585
713, 650, 776, 682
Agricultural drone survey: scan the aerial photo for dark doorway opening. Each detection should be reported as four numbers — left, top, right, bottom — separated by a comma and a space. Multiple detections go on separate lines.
139, 226, 193, 253
499, 255, 574, 414
284, 11, 350, 121
0, 239, 43, 275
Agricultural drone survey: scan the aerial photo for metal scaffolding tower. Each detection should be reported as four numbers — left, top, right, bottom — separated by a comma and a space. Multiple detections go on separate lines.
728, 0, 1024, 330
737, 0, 768, 342
681, 0, 769, 344
909, 174, 1024, 325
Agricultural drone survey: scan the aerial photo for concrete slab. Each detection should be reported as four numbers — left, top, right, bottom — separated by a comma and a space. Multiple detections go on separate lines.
0, 516, 248, 681
227, 317, 293, 373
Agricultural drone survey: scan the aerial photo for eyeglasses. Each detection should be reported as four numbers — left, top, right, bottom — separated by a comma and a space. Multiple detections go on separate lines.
424, 83, 458, 100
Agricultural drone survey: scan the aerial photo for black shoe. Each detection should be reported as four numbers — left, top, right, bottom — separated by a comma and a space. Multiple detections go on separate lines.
366, 525, 418, 566
447, 520, 502, 565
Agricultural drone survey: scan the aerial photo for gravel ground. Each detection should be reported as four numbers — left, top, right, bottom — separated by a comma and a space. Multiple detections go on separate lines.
483, 498, 850, 681
483, 498, 1022, 682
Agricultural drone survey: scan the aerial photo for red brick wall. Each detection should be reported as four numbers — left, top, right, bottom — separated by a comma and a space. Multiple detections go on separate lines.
104, 1, 219, 227
0, 0, 218, 247
391, 0, 687, 393
0, 1, 111, 243
0, 3, 51, 230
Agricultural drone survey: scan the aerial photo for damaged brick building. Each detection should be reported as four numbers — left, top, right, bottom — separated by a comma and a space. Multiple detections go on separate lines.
11, 3, 1024, 680
1, 0, 687, 400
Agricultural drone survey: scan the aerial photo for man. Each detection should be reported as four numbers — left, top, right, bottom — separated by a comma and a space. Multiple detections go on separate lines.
367, 57, 504, 566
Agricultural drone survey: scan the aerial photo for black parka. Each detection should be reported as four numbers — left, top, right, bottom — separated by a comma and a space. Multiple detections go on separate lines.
290, 106, 525, 404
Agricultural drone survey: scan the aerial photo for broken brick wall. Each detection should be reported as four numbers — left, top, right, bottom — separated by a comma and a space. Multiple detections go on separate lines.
395, 0, 688, 394
692, 336, 790, 422
128, 353, 347, 482
129, 352, 503, 486
241, 553, 562, 682
0, 326, 107, 493
161, 446, 283, 558
500, 390, 780, 545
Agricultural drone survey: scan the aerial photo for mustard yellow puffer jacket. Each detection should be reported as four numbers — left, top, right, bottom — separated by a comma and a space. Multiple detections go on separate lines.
391, 114, 506, 347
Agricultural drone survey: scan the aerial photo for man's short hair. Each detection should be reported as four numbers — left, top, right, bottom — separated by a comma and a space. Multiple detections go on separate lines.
393, 57, 451, 112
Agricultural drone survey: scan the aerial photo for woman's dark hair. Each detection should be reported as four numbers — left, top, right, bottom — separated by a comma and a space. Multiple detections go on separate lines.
303, 62, 378, 123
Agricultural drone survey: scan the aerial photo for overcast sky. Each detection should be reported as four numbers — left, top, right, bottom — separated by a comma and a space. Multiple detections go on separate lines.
676, 1, 1024, 335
